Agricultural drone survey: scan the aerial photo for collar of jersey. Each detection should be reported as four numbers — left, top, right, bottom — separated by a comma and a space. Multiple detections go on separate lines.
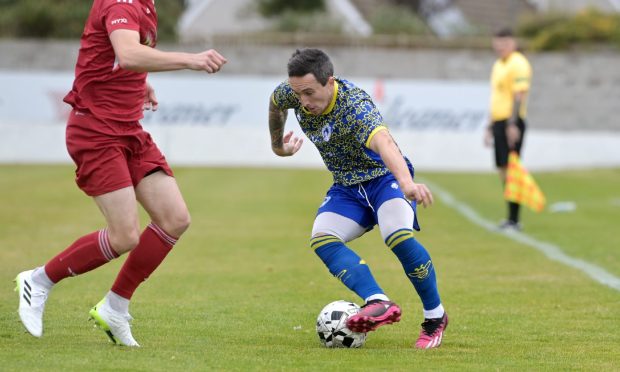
502, 51, 518, 63
321, 81, 339, 115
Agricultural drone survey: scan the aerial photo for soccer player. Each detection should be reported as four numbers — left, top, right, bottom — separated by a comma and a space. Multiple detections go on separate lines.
268, 49, 448, 349
484, 28, 532, 230
14, 0, 226, 347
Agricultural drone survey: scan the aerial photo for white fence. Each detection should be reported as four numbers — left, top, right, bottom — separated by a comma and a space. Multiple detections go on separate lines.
1, 71, 619, 171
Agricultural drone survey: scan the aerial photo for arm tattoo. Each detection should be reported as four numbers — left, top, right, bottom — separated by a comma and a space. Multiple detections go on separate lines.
269, 100, 287, 149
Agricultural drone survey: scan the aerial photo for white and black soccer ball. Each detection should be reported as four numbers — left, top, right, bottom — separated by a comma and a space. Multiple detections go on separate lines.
316, 300, 367, 348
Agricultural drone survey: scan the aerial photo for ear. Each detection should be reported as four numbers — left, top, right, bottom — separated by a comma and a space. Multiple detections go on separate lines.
327, 76, 335, 88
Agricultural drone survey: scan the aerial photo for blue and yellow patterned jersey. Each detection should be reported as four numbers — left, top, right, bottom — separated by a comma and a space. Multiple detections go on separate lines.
272, 77, 407, 186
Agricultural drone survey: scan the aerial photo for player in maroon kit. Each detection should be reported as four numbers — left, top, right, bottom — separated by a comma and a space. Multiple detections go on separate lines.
14, 0, 226, 347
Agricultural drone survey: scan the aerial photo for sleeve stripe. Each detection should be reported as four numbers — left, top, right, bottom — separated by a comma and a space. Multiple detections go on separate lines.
365, 125, 388, 148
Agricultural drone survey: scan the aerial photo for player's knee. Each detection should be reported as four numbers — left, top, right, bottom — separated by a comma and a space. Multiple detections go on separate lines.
173, 211, 191, 236
377, 198, 414, 241
109, 229, 141, 254
310, 232, 338, 248
158, 209, 191, 238
310, 233, 343, 254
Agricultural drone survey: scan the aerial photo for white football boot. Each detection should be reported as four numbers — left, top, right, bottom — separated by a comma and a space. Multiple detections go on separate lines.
89, 298, 140, 347
15, 269, 50, 337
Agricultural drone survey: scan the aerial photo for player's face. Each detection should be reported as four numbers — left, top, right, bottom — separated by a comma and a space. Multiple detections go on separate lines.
289, 73, 335, 115
492, 37, 515, 59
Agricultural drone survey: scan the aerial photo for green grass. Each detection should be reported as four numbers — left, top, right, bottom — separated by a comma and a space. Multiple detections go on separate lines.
1, 165, 619, 371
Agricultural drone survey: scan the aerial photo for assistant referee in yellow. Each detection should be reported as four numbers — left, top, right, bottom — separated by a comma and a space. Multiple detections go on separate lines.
484, 28, 532, 230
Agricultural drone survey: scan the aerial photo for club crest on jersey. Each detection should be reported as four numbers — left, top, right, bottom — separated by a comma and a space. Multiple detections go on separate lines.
321, 124, 333, 142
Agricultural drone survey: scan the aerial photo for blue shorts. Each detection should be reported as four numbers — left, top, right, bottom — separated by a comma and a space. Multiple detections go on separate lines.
317, 172, 421, 232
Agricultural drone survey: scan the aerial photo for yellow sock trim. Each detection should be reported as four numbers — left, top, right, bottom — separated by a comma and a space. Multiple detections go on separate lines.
311, 235, 342, 250
386, 230, 414, 249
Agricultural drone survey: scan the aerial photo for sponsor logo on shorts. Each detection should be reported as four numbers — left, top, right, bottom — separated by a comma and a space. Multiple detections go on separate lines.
117, 0, 133, 3
335, 269, 347, 281
320, 196, 331, 207
391, 182, 399, 189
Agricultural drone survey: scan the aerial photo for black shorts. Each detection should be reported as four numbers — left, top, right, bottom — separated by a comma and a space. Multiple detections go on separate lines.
492, 118, 526, 167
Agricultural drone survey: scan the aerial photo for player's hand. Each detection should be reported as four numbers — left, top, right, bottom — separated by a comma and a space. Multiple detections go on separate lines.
403, 182, 434, 208
483, 126, 493, 147
274, 131, 303, 157
506, 122, 521, 149
143, 82, 158, 111
191, 49, 227, 73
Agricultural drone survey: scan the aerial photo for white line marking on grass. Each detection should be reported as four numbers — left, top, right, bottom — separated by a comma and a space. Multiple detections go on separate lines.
424, 180, 620, 292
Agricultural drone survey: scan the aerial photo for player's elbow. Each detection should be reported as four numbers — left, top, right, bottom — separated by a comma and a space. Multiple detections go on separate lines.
115, 48, 148, 72
117, 58, 134, 71
117, 56, 144, 72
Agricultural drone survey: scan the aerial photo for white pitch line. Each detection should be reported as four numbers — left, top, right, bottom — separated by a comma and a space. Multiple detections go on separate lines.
423, 179, 620, 292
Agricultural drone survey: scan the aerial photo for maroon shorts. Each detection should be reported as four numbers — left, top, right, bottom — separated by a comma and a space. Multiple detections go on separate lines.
66, 110, 173, 196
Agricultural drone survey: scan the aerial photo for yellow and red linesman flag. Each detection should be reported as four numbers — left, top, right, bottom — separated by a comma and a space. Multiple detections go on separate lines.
504, 151, 546, 212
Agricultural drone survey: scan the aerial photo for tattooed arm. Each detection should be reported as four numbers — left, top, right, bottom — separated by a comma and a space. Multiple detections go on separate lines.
269, 98, 303, 156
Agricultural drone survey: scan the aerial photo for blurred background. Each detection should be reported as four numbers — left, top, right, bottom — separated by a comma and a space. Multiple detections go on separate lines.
2, 3, 619, 368
0, 0, 619, 170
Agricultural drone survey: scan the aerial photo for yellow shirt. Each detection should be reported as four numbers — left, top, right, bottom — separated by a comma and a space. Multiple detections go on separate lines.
490, 51, 532, 121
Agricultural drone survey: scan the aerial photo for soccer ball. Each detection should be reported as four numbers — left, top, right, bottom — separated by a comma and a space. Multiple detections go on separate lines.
316, 300, 367, 348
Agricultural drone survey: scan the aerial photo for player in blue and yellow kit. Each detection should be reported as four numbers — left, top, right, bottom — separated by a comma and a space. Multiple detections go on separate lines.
268, 49, 448, 349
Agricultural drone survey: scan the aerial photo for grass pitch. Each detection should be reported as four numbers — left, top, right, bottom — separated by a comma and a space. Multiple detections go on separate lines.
1, 165, 618, 371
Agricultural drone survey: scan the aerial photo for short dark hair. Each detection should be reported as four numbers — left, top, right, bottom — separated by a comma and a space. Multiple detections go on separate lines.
287, 48, 333, 86
494, 27, 514, 38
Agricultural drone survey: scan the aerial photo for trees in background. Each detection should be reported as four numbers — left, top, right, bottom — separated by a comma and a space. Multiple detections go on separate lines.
0, 0, 184, 41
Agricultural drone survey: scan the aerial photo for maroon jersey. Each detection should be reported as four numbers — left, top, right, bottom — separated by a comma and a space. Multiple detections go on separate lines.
64, 0, 157, 122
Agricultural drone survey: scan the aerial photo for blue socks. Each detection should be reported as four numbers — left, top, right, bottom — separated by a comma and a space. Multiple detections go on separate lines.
312, 232, 441, 312
312, 235, 384, 300
386, 229, 441, 310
